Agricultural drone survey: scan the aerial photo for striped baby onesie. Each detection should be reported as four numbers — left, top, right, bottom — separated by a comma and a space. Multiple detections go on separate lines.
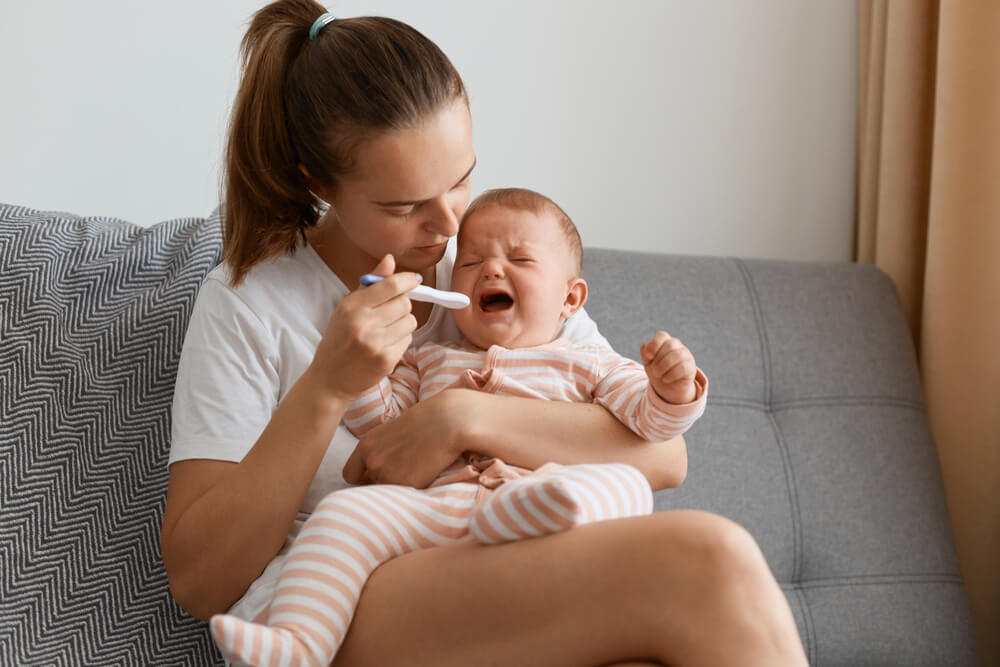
210, 338, 707, 667
344, 337, 708, 442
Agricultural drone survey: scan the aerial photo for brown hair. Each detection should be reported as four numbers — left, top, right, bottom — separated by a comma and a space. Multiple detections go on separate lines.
222, 0, 467, 285
461, 188, 584, 275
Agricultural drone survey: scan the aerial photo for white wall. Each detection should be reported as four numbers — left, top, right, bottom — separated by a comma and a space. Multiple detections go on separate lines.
0, 1, 856, 262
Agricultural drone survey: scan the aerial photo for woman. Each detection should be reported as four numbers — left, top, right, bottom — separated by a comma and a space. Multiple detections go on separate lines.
160, 1, 808, 664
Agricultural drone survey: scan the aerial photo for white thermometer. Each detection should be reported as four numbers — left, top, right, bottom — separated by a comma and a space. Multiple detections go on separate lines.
359, 273, 470, 309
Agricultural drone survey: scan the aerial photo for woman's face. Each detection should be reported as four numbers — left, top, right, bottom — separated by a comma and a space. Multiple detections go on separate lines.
322, 98, 476, 275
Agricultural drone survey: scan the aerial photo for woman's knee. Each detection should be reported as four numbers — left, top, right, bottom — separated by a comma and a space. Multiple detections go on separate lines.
689, 511, 767, 570
646, 510, 778, 595
641, 511, 806, 664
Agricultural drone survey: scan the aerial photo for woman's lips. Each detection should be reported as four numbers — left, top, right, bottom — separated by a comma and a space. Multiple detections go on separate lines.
416, 242, 448, 254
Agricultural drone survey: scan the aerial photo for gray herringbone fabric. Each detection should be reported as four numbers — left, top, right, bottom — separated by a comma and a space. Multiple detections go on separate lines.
0, 205, 224, 666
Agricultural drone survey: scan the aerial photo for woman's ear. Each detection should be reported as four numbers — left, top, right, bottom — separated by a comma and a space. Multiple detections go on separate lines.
298, 164, 317, 190
561, 277, 589, 319
298, 164, 332, 204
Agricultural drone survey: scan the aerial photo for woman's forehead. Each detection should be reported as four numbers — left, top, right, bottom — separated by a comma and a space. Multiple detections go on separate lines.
347, 99, 474, 200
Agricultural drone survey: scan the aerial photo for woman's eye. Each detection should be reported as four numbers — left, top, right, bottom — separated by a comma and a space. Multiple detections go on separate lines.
511, 257, 534, 263
388, 206, 416, 217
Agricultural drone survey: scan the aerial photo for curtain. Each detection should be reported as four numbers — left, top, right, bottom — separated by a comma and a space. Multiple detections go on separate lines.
857, 1, 1000, 664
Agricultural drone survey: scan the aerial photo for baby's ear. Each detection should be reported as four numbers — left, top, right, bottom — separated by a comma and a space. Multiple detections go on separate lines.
561, 277, 588, 319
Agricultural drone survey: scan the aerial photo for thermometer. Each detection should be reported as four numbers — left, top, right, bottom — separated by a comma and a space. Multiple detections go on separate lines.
359, 274, 470, 309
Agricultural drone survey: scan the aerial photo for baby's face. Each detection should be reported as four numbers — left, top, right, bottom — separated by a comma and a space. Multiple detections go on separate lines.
451, 205, 580, 349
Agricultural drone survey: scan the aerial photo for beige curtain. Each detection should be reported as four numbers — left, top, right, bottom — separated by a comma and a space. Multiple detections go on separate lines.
857, 1, 1000, 664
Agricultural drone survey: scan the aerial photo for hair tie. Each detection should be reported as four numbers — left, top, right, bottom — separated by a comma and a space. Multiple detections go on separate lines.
309, 12, 337, 40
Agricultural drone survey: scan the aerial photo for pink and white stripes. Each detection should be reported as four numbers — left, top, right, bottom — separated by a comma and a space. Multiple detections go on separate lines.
209, 462, 652, 667
470, 462, 653, 544
343, 338, 707, 443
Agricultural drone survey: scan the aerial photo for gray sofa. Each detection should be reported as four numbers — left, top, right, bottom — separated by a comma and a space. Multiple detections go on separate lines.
0, 204, 978, 665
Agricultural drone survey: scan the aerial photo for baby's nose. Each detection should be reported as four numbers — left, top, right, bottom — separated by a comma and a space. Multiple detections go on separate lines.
480, 259, 504, 279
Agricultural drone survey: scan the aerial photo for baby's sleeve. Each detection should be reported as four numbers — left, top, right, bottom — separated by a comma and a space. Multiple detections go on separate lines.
592, 351, 708, 441
342, 348, 422, 437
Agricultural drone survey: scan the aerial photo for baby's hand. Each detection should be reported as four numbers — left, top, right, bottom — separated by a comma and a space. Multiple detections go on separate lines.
640, 331, 698, 404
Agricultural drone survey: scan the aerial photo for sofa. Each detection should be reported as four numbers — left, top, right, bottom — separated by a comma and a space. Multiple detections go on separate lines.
0, 203, 978, 665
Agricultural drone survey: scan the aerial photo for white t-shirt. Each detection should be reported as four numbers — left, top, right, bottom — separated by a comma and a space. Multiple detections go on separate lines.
169, 238, 610, 620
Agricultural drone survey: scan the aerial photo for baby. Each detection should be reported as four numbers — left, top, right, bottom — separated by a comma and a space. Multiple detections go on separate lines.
210, 187, 708, 667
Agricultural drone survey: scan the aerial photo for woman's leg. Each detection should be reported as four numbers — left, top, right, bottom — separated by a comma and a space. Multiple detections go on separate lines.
335, 510, 808, 667
210, 483, 479, 667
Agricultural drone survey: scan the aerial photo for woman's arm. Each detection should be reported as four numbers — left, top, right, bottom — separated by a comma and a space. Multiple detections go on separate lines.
161, 370, 348, 620
343, 388, 688, 491
162, 265, 422, 619
462, 392, 689, 489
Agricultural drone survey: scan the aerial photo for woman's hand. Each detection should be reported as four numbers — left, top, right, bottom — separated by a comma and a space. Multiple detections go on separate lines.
308, 254, 421, 403
342, 389, 474, 487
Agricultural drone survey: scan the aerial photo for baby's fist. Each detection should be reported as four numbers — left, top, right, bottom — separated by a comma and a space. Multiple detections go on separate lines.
640, 331, 698, 404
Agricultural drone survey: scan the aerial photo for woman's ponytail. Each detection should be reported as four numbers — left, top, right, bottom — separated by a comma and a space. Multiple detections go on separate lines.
222, 0, 324, 285
221, 0, 466, 286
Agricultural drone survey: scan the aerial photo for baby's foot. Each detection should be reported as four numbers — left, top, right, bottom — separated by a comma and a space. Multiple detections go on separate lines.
470, 463, 653, 544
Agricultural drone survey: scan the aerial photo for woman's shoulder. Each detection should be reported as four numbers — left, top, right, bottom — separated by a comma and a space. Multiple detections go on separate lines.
201, 244, 348, 321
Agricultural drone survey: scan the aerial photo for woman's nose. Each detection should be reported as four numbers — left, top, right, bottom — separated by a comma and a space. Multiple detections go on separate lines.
425, 196, 460, 238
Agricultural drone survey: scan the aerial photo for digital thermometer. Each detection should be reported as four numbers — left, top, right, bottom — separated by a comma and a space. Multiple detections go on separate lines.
359, 274, 470, 309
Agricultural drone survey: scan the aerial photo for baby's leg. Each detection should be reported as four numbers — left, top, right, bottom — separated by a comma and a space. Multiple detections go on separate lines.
470, 463, 653, 544
210, 483, 478, 667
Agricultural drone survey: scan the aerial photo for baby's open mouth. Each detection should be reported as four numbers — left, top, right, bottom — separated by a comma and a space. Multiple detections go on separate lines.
479, 289, 514, 312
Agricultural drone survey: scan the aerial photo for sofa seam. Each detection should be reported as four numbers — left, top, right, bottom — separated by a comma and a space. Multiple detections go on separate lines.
736, 260, 804, 574
733, 258, 772, 407
784, 584, 818, 665
735, 259, 813, 654
708, 396, 926, 412
793, 573, 965, 589
765, 411, 805, 578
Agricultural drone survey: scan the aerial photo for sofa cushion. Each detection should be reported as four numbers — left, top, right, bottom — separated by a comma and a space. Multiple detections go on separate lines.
583, 248, 977, 666
0, 204, 223, 665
